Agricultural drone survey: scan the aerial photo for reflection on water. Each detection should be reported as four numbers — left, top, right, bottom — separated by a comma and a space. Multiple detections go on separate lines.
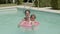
17, 26, 39, 34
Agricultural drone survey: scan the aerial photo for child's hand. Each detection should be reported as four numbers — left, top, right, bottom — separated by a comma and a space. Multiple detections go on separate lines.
31, 22, 34, 25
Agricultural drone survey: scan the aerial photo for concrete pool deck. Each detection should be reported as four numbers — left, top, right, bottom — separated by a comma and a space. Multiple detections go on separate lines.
0, 6, 17, 14
0, 5, 60, 14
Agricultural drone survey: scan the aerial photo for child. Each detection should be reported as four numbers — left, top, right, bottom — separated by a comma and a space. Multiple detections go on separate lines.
24, 10, 30, 21
30, 14, 39, 30
20, 10, 31, 27
30, 14, 39, 26
18, 10, 30, 27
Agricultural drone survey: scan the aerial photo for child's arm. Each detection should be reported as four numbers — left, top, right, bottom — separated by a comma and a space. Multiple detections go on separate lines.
18, 20, 24, 28
31, 21, 35, 30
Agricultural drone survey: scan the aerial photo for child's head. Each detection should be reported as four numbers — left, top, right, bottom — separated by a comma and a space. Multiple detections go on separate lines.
30, 14, 36, 21
25, 10, 30, 17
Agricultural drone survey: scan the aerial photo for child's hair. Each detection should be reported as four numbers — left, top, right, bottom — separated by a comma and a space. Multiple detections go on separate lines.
25, 10, 30, 14
30, 14, 36, 19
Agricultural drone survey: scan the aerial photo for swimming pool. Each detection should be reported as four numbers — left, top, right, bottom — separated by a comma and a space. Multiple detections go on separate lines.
0, 7, 60, 34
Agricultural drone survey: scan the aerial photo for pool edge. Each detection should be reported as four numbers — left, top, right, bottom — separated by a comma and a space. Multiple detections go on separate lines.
0, 5, 60, 14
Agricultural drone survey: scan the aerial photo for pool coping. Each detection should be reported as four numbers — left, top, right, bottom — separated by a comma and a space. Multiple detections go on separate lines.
0, 5, 60, 14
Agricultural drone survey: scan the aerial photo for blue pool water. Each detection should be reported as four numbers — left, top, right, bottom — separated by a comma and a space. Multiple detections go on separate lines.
0, 8, 60, 34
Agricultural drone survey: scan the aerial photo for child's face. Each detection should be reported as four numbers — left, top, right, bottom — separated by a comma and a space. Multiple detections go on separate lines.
25, 11, 30, 17
30, 16, 35, 21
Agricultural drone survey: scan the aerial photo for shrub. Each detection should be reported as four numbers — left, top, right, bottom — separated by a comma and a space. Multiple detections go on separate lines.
0, 0, 6, 4
51, 0, 58, 9
34, 0, 38, 7
51, 0, 60, 10
34, 0, 51, 7
16, 0, 23, 5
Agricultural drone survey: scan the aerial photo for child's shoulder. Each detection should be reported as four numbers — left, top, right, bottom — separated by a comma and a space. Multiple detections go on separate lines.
35, 21, 39, 24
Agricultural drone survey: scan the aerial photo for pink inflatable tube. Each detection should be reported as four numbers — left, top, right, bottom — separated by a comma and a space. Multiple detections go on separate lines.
20, 21, 39, 28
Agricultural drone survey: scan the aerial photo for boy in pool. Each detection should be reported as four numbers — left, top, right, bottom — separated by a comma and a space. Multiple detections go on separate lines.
18, 10, 30, 26
24, 10, 30, 21
30, 14, 39, 30
19, 10, 30, 26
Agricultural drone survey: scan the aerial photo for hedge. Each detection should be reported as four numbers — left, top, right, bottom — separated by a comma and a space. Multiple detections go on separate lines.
34, 0, 51, 7
51, 0, 60, 10
34, 0, 60, 10
16, 0, 23, 5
